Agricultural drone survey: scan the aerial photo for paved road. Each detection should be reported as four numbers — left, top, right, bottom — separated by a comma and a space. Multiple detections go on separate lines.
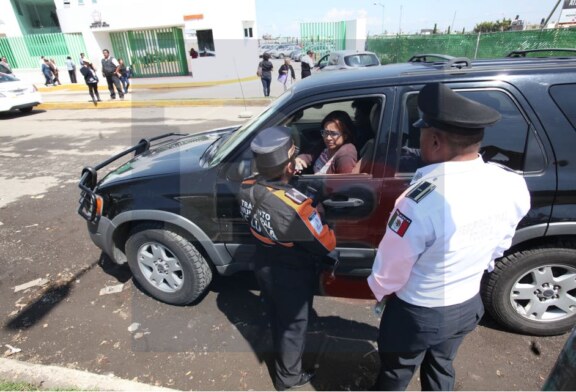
0, 108, 569, 391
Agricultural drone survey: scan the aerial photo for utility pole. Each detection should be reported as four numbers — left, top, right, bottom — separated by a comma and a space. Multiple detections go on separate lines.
542, 0, 562, 29
373, 2, 385, 35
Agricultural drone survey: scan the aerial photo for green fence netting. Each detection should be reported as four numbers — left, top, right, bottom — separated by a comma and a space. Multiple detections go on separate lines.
367, 29, 576, 64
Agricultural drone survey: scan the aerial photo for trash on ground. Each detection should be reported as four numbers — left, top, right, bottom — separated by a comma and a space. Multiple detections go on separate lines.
99, 284, 124, 296
4, 344, 21, 356
14, 278, 49, 293
128, 322, 140, 332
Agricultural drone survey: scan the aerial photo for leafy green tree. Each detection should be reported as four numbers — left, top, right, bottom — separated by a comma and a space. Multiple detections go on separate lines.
474, 18, 512, 33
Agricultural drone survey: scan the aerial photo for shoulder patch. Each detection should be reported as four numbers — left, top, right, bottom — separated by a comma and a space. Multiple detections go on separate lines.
388, 209, 412, 237
406, 181, 436, 203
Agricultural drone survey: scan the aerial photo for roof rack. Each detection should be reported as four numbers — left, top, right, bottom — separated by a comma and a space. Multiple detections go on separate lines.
506, 48, 576, 58
408, 54, 471, 69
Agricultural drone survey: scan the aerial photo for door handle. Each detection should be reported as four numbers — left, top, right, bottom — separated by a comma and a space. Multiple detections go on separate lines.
322, 198, 364, 208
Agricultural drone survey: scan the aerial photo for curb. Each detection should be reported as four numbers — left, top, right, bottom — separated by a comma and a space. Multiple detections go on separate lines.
37, 98, 270, 110
36, 76, 260, 93
0, 358, 181, 391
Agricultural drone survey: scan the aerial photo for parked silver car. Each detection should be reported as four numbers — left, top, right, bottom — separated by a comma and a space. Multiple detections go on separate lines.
316, 50, 380, 71
270, 44, 300, 59
258, 44, 279, 57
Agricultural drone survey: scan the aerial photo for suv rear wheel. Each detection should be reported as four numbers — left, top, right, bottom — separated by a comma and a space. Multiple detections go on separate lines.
125, 223, 212, 305
482, 244, 576, 336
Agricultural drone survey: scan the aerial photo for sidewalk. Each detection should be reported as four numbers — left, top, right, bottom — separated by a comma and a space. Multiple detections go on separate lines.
0, 358, 180, 391
17, 59, 294, 110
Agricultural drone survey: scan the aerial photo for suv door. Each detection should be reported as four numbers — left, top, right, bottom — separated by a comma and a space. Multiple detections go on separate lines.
217, 89, 404, 274
393, 81, 554, 236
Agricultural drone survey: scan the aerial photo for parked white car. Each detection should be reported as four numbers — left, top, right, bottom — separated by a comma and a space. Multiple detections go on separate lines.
316, 50, 381, 71
0, 73, 42, 113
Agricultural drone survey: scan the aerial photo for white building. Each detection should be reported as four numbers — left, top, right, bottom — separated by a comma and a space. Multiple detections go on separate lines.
1, 0, 258, 81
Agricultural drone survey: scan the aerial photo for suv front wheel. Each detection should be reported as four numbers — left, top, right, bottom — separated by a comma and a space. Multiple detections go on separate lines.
125, 223, 213, 305
482, 244, 576, 336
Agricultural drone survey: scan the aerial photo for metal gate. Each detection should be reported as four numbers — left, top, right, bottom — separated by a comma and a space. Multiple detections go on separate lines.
0, 33, 86, 69
110, 27, 188, 78
300, 21, 347, 58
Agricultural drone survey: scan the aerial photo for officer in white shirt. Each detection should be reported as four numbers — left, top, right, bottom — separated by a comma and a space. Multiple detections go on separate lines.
368, 83, 531, 391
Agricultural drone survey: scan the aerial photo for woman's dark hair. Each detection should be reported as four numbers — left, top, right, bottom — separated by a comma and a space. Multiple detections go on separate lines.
321, 110, 356, 144
262, 53, 271, 61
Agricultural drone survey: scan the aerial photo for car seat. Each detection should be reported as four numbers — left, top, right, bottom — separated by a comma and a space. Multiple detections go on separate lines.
351, 104, 380, 174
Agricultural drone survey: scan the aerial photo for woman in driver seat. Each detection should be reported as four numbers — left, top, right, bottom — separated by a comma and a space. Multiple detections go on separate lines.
295, 110, 358, 174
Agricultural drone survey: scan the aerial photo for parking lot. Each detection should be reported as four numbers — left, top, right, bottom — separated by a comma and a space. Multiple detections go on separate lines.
0, 107, 569, 390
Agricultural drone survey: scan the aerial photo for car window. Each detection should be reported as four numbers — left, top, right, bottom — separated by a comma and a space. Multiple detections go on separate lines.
397, 88, 531, 173
549, 84, 576, 132
279, 96, 384, 175
344, 54, 379, 67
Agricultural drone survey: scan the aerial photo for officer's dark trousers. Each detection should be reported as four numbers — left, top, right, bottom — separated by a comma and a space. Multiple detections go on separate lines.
255, 261, 316, 389
104, 73, 124, 98
375, 294, 484, 391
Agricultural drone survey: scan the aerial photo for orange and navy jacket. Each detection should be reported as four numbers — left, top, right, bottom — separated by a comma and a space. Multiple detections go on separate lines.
239, 177, 336, 259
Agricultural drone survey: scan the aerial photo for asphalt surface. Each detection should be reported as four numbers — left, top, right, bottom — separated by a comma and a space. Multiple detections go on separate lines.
0, 79, 571, 391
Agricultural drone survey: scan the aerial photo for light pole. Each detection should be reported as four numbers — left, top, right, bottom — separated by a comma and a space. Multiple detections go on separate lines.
399, 4, 403, 35
373, 2, 385, 35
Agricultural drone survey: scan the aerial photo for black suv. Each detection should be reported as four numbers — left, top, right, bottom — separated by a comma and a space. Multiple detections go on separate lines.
79, 50, 576, 336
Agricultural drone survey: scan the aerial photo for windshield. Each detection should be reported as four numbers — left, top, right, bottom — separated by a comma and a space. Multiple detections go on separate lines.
208, 91, 293, 166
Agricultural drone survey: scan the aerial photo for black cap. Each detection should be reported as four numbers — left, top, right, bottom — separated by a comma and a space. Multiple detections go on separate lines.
251, 126, 295, 178
413, 83, 501, 133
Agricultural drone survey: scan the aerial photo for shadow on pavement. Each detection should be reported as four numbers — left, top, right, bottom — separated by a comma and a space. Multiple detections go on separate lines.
213, 272, 380, 391
3, 261, 98, 331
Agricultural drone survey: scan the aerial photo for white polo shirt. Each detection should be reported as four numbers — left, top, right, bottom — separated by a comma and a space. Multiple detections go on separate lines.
368, 156, 530, 307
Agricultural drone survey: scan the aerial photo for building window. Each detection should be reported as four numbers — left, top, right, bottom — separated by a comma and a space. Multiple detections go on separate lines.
78, 0, 84, 5
244, 27, 253, 38
197, 29, 215, 56
92, 0, 97, 3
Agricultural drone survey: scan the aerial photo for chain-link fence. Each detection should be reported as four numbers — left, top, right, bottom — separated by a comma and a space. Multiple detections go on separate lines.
367, 29, 576, 64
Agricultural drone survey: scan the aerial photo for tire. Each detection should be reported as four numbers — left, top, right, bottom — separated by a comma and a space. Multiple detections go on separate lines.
19, 107, 33, 113
482, 243, 576, 336
125, 223, 212, 305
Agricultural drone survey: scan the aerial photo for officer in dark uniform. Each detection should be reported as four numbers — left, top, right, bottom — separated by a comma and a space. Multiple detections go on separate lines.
368, 83, 530, 390
238, 126, 336, 391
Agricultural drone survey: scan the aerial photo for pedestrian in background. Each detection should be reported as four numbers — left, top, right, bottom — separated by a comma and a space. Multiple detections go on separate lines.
79, 52, 88, 66
118, 59, 131, 94
41, 58, 54, 86
101, 49, 124, 100
257, 52, 273, 97
49, 58, 61, 85
0, 56, 12, 74
239, 126, 337, 391
368, 82, 530, 391
300, 50, 315, 79
278, 57, 296, 91
80, 60, 101, 105
65, 56, 77, 83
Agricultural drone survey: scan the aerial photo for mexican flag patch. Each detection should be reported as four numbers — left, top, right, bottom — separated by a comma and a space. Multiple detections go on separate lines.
388, 209, 412, 237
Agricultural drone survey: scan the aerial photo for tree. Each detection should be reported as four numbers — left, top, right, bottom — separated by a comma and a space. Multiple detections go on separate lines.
473, 18, 512, 33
